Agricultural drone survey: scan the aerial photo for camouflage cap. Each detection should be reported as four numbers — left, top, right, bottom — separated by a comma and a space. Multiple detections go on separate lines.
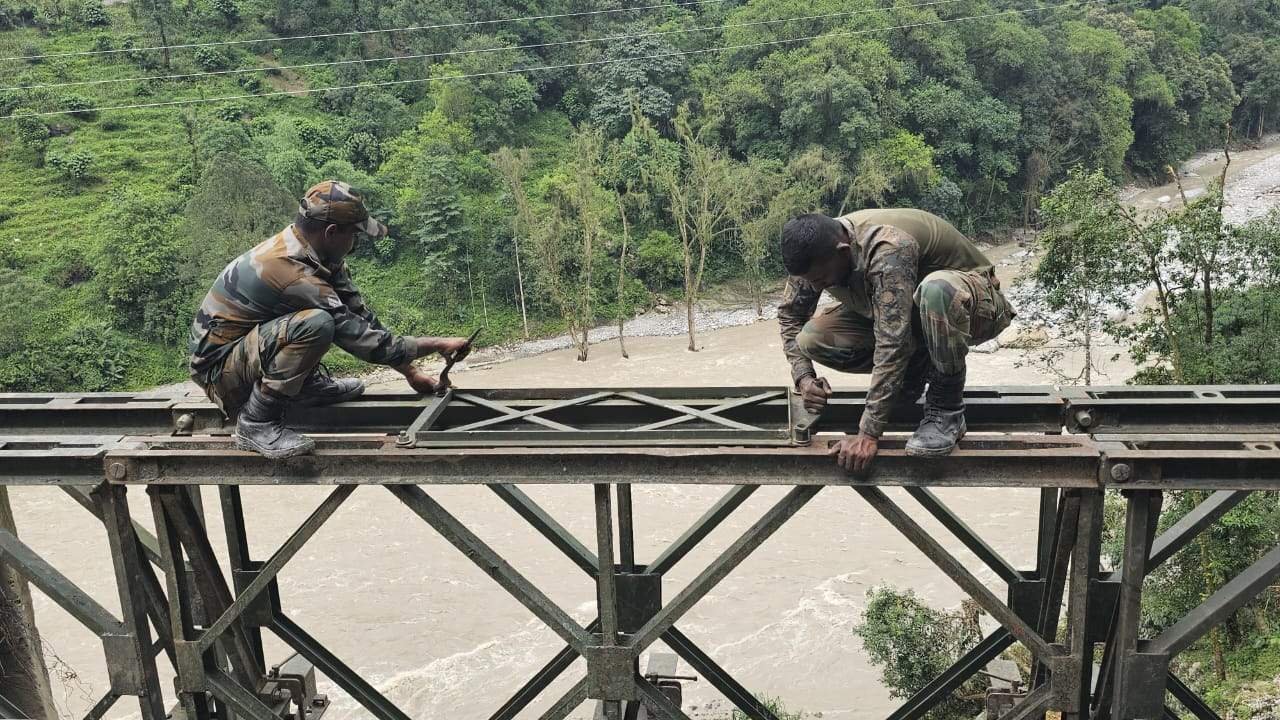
299, 180, 388, 237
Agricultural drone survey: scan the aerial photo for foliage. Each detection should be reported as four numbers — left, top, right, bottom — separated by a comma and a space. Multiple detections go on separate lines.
853, 586, 986, 720
44, 148, 93, 182
192, 46, 231, 71
93, 187, 184, 337
0, 0, 1276, 406
1019, 167, 1138, 384
1102, 489, 1280, 686
730, 695, 807, 720
79, 0, 104, 26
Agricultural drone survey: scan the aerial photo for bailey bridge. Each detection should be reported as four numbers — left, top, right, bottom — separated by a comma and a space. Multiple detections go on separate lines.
1, 385, 1278, 720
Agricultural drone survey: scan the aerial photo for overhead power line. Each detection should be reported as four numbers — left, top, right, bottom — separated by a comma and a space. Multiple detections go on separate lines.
0, 0, 727, 62
4, 0, 972, 92
0, 0, 1102, 121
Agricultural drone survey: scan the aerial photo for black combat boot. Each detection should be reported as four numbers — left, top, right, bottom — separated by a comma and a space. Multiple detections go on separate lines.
905, 368, 967, 457
236, 386, 316, 459
292, 365, 365, 407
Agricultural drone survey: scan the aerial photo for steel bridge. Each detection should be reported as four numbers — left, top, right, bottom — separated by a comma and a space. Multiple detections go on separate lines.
1, 385, 1278, 720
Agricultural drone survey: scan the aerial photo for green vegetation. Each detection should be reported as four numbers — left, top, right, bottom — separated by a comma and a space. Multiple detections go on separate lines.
853, 587, 987, 720
0, 0, 1273, 389
731, 695, 810, 720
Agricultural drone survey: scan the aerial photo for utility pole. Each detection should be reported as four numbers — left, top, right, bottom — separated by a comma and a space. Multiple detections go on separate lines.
0, 487, 57, 720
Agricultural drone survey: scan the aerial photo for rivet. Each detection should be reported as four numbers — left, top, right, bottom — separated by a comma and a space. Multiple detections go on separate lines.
1109, 463, 1133, 483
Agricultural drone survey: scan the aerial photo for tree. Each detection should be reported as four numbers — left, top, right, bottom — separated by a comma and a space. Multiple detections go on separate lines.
641, 104, 738, 352
853, 586, 985, 720
1021, 166, 1138, 384
585, 27, 686, 137
728, 157, 812, 318
180, 154, 296, 288
489, 147, 533, 338
127, 0, 177, 67
94, 187, 185, 340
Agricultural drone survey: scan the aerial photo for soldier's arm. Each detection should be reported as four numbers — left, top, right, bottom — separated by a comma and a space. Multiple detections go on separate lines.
861, 229, 920, 438
282, 276, 420, 367
331, 263, 391, 333
778, 275, 821, 387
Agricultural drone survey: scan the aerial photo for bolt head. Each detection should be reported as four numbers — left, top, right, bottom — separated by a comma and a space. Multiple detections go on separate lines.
1109, 463, 1133, 483
107, 462, 127, 480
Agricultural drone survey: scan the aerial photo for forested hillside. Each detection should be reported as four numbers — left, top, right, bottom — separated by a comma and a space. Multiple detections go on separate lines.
0, 0, 1277, 389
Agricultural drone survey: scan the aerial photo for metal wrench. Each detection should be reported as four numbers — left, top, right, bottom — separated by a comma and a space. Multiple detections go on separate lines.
435, 326, 483, 397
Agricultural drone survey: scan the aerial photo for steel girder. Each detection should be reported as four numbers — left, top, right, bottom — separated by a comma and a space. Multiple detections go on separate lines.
0, 386, 1278, 720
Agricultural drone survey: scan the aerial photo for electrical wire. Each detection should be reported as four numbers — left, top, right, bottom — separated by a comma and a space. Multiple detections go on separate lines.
0, 0, 727, 62
4, 0, 972, 92
0, 0, 1101, 120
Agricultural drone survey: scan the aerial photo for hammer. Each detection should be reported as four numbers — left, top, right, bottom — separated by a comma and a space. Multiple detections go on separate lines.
436, 326, 483, 397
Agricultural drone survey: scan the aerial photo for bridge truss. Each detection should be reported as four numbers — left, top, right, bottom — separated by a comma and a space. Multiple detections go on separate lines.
0, 385, 1278, 720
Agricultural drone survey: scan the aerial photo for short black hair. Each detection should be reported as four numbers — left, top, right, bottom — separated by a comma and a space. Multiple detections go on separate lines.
781, 213, 843, 275
294, 212, 357, 236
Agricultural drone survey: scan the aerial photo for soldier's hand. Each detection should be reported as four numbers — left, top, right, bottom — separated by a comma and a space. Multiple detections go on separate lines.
403, 367, 439, 394
829, 432, 879, 474
439, 336, 473, 362
799, 376, 832, 414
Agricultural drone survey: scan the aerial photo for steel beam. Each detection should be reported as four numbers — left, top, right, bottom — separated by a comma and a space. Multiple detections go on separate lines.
1149, 543, 1280, 656
903, 487, 1021, 584
0, 527, 123, 637
197, 485, 354, 653
1106, 490, 1162, 720
388, 484, 592, 651
887, 629, 1015, 720
96, 484, 167, 719
854, 486, 1055, 660
93, 436, 1101, 487
628, 486, 821, 652
271, 615, 410, 720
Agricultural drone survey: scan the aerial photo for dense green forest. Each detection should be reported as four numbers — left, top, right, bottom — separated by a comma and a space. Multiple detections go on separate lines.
0, 0, 1277, 388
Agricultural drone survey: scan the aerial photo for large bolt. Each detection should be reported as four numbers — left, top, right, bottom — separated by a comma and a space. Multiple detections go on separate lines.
107, 462, 127, 481
174, 413, 194, 434
1109, 463, 1133, 483
1074, 409, 1095, 429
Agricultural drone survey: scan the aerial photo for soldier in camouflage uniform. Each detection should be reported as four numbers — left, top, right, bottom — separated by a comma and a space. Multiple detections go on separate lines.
778, 209, 1014, 471
190, 180, 474, 459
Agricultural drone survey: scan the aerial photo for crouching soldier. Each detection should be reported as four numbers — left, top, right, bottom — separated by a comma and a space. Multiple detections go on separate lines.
189, 180, 472, 459
777, 209, 1014, 472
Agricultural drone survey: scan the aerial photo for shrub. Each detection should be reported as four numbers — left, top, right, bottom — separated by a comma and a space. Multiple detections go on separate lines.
22, 44, 42, 64
81, 0, 106, 26
46, 149, 93, 181
212, 0, 238, 23
14, 112, 50, 152
211, 102, 247, 122
59, 93, 95, 120
853, 586, 987, 720
91, 32, 112, 51
193, 46, 231, 71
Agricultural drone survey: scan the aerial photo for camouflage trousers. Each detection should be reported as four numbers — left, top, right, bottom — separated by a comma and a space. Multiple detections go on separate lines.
797, 269, 1014, 378
203, 309, 334, 416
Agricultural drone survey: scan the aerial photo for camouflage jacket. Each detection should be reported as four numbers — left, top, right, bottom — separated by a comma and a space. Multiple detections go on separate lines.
778, 209, 992, 437
188, 225, 419, 387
